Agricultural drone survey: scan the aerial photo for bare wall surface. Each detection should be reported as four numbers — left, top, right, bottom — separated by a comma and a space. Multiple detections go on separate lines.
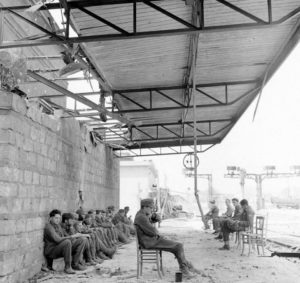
0, 91, 119, 283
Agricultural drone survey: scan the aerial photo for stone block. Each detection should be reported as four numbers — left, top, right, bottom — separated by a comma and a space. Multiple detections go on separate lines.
39, 129, 46, 144
12, 95, 27, 116
32, 172, 40, 185
0, 182, 18, 198
0, 220, 16, 235
40, 174, 47, 186
15, 219, 26, 234
0, 167, 18, 182
0, 235, 14, 252
33, 142, 41, 154
0, 144, 18, 167
28, 152, 37, 168
47, 176, 53, 187
23, 138, 34, 152
24, 170, 32, 184
53, 258, 65, 271
12, 198, 23, 213
30, 126, 39, 141
15, 132, 24, 149
0, 251, 15, 276
41, 144, 48, 157
0, 91, 13, 108
0, 129, 15, 145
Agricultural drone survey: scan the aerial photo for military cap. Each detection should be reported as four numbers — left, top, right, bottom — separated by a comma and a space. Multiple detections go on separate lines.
141, 198, 154, 208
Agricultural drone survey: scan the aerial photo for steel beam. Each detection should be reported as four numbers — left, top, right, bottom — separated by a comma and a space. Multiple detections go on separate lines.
114, 85, 261, 113
1, 4, 300, 49
27, 71, 131, 125
113, 79, 259, 93
122, 138, 220, 150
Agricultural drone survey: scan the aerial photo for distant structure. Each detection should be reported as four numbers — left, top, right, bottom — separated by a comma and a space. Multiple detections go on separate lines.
120, 159, 158, 216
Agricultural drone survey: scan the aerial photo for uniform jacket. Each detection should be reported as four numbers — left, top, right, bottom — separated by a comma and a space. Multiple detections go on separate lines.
206, 205, 219, 218
134, 210, 159, 249
44, 222, 67, 255
239, 205, 255, 230
232, 204, 243, 220
224, 205, 234, 217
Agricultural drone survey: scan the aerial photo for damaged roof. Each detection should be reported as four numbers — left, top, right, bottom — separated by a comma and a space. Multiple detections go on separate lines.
1, 0, 300, 156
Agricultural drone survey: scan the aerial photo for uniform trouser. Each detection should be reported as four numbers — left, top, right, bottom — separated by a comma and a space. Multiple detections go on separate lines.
116, 222, 130, 238
45, 238, 87, 268
83, 238, 94, 262
150, 237, 187, 269
203, 215, 212, 229
221, 219, 249, 241
92, 231, 116, 257
94, 229, 112, 248
213, 216, 229, 232
116, 228, 129, 243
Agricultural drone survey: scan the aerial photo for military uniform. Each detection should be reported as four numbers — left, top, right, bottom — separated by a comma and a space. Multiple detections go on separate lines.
203, 203, 219, 230
134, 204, 189, 270
221, 205, 255, 242
44, 222, 87, 269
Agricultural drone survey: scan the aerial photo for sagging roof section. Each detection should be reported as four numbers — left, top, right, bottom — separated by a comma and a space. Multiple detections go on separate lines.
1, 0, 300, 156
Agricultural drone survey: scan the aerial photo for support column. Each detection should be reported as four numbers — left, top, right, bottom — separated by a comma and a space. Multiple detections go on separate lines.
255, 175, 264, 210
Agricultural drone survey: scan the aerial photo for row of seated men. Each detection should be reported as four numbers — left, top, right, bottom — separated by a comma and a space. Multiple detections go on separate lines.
44, 206, 135, 274
203, 198, 255, 250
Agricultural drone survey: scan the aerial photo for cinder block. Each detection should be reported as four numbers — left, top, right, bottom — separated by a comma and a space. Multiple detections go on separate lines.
0, 182, 18, 198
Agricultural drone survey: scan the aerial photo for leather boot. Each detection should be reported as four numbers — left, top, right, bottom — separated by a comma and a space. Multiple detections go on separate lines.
180, 264, 196, 279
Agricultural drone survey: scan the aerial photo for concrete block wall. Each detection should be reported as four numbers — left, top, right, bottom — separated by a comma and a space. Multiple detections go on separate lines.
0, 91, 120, 283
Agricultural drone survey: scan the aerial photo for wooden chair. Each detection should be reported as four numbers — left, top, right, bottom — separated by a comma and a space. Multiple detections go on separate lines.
135, 227, 164, 279
241, 216, 266, 256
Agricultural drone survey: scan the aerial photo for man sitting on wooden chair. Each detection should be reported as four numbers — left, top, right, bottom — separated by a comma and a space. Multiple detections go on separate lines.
219, 199, 255, 250
134, 198, 200, 279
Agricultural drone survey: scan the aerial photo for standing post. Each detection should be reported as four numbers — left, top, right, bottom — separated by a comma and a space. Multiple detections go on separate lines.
191, 34, 204, 224
255, 175, 264, 210
208, 175, 213, 200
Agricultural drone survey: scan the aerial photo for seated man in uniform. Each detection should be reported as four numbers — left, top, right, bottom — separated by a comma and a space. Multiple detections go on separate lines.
212, 198, 234, 235
44, 209, 88, 274
124, 206, 133, 224
219, 199, 255, 250
134, 198, 200, 279
215, 197, 243, 240
203, 200, 219, 230
112, 209, 131, 237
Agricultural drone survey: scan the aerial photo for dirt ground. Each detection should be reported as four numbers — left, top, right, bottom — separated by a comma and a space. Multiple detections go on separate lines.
32, 218, 300, 283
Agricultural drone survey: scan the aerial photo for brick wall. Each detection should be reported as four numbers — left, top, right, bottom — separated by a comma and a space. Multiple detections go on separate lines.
0, 91, 120, 283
